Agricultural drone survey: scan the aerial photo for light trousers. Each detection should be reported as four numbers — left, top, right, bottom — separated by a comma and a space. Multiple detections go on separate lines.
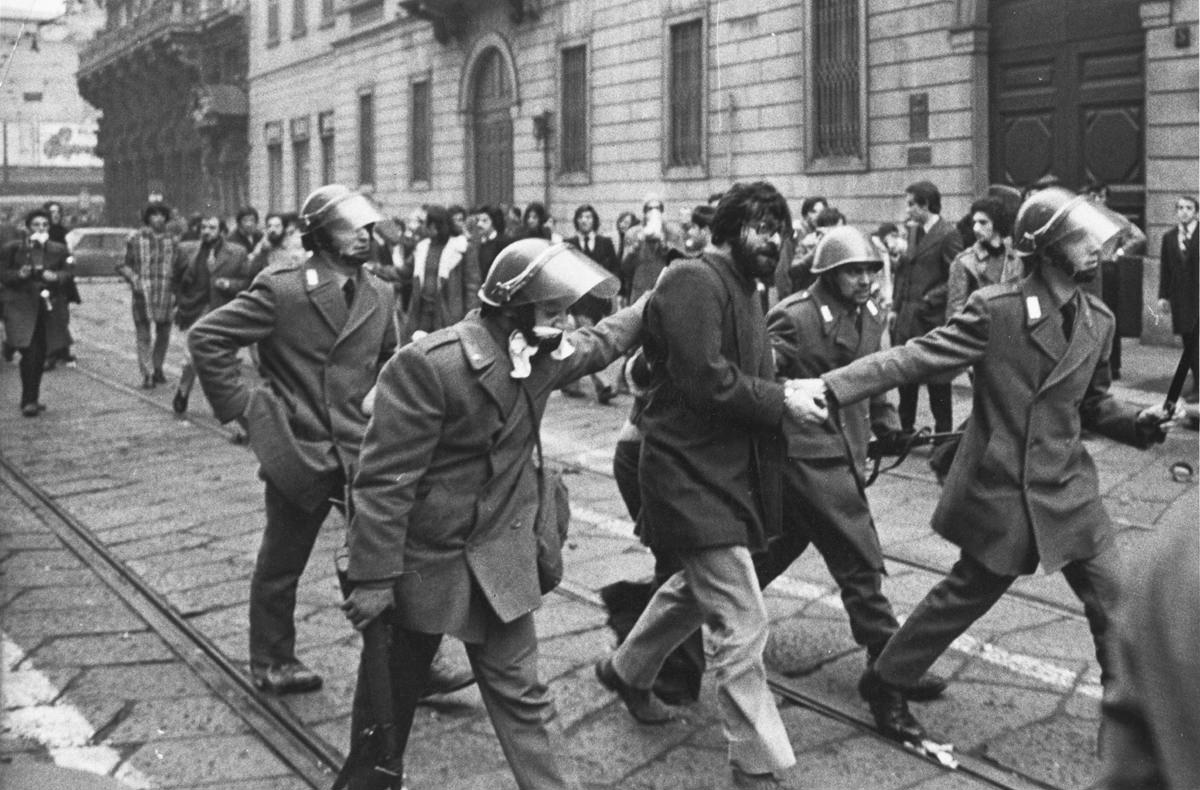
611, 544, 796, 774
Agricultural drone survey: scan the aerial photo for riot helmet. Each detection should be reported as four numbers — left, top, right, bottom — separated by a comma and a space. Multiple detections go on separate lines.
1013, 187, 1146, 279
299, 184, 384, 258
480, 238, 618, 310
810, 226, 883, 275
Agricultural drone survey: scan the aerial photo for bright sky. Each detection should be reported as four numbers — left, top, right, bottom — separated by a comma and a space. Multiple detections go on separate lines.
0, 0, 67, 22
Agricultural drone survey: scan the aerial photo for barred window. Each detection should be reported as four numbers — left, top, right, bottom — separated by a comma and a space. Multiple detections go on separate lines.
292, 0, 306, 37
293, 139, 311, 208
668, 20, 703, 168
266, 0, 280, 45
560, 45, 587, 174
319, 111, 335, 184
267, 144, 283, 212
410, 80, 431, 184
812, 0, 861, 158
358, 92, 376, 187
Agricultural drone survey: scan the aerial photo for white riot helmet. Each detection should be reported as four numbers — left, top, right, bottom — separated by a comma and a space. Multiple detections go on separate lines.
299, 184, 384, 256
1013, 187, 1146, 278
480, 238, 618, 309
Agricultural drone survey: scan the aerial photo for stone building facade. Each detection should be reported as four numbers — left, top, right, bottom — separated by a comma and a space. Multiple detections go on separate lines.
76, 0, 250, 226
247, 0, 1196, 341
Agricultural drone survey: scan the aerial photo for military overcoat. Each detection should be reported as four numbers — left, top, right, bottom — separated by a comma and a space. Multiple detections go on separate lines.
824, 271, 1148, 576
188, 253, 397, 511
347, 303, 644, 642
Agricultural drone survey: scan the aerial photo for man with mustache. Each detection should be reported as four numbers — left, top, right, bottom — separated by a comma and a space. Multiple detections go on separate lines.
595, 181, 820, 790
760, 226, 946, 701
189, 185, 397, 695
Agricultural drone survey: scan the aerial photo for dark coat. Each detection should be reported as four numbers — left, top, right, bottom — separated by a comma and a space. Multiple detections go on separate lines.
621, 223, 683, 302
401, 235, 481, 344
892, 217, 963, 343
347, 302, 644, 642
172, 238, 253, 328
767, 280, 898, 471
824, 270, 1149, 577
188, 253, 397, 511
638, 248, 787, 554
1158, 223, 1199, 335
0, 240, 73, 349
476, 233, 509, 280
566, 233, 619, 323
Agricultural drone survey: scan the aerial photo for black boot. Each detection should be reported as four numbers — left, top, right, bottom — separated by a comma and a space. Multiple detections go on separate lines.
865, 651, 947, 702
858, 668, 928, 745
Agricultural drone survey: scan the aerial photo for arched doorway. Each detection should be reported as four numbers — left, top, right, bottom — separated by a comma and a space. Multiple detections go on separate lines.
470, 47, 514, 208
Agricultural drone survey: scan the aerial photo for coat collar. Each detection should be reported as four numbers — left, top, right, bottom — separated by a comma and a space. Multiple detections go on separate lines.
810, 279, 882, 352
1021, 271, 1098, 390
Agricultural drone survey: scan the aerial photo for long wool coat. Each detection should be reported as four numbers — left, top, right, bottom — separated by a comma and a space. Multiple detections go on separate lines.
0, 240, 74, 349
347, 303, 644, 642
637, 248, 787, 554
188, 252, 397, 511
824, 269, 1149, 577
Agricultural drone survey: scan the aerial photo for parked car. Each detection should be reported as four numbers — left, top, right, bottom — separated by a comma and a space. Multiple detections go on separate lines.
66, 227, 134, 277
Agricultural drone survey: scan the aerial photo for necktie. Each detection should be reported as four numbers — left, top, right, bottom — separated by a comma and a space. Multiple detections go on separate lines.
915, 225, 925, 246
1061, 300, 1076, 343
343, 278, 356, 309
585, 236, 593, 255
1182, 226, 1191, 254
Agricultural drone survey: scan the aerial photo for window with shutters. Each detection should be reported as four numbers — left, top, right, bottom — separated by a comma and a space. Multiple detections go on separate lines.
560, 44, 588, 176
664, 17, 706, 176
806, 0, 869, 172
266, 0, 280, 46
410, 79, 431, 185
358, 91, 376, 187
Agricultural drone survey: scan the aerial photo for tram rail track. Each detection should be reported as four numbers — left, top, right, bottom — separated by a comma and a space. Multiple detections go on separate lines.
556, 578, 1067, 790
0, 457, 342, 790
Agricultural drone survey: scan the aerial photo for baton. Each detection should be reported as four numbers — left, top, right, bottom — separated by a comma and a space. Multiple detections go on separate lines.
1163, 346, 1192, 413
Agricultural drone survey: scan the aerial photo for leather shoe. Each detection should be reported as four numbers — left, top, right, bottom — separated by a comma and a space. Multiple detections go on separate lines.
866, 654, 947, 702
858, 668, 927, 745
21, 403, 39, 417
153, 368, 167, 384
141, 375, 155, 390
595, 657, 675, 724
420, 648, 475, 699
252, 661, 323, 694
596, 384, 616, 405
172, 389, 189, 415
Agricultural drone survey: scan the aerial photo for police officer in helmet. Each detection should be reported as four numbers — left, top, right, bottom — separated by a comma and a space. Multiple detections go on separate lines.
341, 238, 648, 789
788, 187, 1171, 749
189, 184, 398, 695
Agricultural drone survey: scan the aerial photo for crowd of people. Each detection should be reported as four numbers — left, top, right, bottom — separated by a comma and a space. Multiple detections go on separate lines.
2, 176, 1197, 790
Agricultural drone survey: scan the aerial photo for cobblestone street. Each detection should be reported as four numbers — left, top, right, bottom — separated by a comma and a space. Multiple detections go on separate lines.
2, 281, 1196, 790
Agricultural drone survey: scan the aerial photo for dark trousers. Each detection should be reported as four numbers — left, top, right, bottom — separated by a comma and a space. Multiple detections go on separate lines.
348, 612, 574, 789
752, 458, 899, 655
1181, 325, 1199, 395
18, 302, 49, 407
897, 381, 953, 433
249, 477, 340, 669
875, 548, 1120, 687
